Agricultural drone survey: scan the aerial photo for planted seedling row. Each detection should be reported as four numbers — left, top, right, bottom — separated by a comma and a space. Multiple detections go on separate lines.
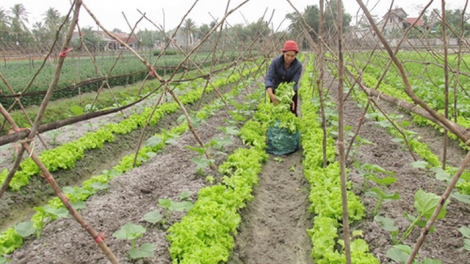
298, 60, 378, 263
0, 64, 262, 261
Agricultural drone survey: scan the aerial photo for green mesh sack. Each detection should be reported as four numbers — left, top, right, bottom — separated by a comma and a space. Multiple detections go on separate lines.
267, 120, 300, 155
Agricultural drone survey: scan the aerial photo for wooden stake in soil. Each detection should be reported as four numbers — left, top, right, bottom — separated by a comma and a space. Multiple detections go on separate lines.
1, 1, 120, 262
336, 1, 351, 263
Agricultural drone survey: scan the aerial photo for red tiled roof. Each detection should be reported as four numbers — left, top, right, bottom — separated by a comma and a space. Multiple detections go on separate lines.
406, 18, 424, 27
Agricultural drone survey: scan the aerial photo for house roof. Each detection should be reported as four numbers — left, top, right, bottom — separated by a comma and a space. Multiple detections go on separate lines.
94, 31, 137, 44
406, 18, 424, 27
383, 7, 408, 19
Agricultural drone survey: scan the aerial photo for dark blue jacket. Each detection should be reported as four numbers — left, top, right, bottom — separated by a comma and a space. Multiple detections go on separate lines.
265, 54, 302, 92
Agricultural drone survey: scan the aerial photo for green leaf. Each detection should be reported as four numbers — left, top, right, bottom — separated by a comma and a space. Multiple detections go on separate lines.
361, 163, 394, 174
177, 114, 186, 124
410, 161, 428, 169
391, 137, 404, 143
0, 256, 9, 264
421, 259, 443, 264
190, 157, 214, 170
158, 198, 172, 209
356, 136, 375, 145
465, 239, 470, 251
451, 192, 470, 205
128, 243, 156, 259
386, 244, 412, 263
350, 239, 369, 252
431, 167, 451, 182
367, 188, 400, 200
169, 201, 194, 212
165, 138, 178, 145
186, 146, 206, 155
211, 137, 232, 150
376, 120, 392, 128
143, 211, 163, 224
71, 201, 86, 210
113, 223, 146, 240
401, 120, 410, 127
374, 215, 398, 232
70, 105, 84, 116
145, 136, 162, 147
459, 226, 470, 239
414, 189, 449, 220
178, 191, 191, 200
370, 176, 397, 186
91, 182, 109, 191
218, 126, 239, 135
15, 221, 36, 237
44, 205, 69, 218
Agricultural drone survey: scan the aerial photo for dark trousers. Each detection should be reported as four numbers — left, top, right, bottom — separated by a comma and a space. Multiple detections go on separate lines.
291, 91, 298, 116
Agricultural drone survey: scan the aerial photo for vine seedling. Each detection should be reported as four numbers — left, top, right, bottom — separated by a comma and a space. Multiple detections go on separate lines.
112, 223, 155, 259
458, 226, 470, 251
158, 198, 194, 227
355, 162, 395, 193
366, 187, 400, 216
386, 244, 443, 264
400, 189, 449, 244
144, 196, 194, 228
32, 205, 69, 237
187, 145, 215, 176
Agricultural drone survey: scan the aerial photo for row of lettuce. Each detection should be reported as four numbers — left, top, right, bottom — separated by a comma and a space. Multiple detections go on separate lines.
0, 64, 250, 191
354, 67, 470, 195
0, 63, 261, 262
299, 60, 379, 263
167, 53, 379, 263
166, 61, 305, 262
2, 51, 384, 263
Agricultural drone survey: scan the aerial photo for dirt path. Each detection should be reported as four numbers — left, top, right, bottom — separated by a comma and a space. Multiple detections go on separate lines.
228, 149, 313, 264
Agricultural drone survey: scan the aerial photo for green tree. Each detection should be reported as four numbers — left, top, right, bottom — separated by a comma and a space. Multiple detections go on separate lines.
182, 18, 196, 49
136, 29, 164, 49
43, 7, 60, 30
197, 23, 211, 40
435, 8, 470, 38
10, 3, 34, 42
71, 26, 102, 52
41, 7, 63, 44
32, 21, 48, 43
0, 7, 11, 41
286, 1, 352, 46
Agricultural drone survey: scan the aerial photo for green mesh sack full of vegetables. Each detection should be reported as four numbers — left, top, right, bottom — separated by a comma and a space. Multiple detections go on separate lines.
266, 82, 301, 155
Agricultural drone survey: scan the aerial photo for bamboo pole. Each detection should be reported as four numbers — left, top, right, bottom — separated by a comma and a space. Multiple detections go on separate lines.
336, 1, 351, 263
1, 1, 120, 262
441, 0, 449, 169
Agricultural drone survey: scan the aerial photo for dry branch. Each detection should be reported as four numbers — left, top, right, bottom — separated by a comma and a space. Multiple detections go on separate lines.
355, 0, 469, 148
361, 86, 470, 142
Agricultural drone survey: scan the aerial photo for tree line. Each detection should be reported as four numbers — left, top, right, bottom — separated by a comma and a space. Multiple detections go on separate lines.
0, 2, 467, 52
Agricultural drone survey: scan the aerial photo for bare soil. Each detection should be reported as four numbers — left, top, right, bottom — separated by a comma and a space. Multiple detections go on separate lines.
2, 71, 470, 264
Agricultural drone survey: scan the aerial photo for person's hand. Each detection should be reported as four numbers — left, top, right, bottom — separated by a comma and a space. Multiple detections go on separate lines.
266, 87, 278, 105
270, 94, 278, 105
292, 101, 295, 110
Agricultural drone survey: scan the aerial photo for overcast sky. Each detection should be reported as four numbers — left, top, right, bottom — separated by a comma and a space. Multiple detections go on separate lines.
0, 0, 464, 32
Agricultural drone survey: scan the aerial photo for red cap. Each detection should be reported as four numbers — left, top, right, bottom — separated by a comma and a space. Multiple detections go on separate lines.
281, 40, 299, 53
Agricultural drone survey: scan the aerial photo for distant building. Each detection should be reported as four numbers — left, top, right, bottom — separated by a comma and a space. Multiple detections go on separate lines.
95, 31, 138, 50
72, 31, 138, 51
167, 28, 196, 49
377, 8, 425, 37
